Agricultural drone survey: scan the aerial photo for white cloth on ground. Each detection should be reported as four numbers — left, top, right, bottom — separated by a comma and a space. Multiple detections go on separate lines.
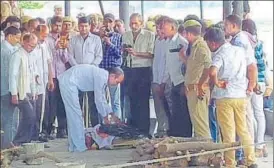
85, 124, 115, 149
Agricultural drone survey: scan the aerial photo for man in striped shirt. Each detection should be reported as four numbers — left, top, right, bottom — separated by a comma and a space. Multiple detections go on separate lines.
99, 13, 122, 119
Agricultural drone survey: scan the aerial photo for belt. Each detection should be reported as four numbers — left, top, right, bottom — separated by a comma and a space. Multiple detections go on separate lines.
186, 83, 209, 91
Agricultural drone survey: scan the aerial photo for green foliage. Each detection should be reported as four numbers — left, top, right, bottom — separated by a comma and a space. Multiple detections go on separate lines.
18, 1, 45, 9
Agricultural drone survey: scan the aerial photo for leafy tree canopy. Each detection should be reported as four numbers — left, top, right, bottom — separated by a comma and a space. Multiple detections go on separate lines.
18, 1, 45, 9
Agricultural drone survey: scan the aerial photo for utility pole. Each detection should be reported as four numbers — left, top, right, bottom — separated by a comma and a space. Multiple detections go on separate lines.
223, 0, 232, 20
232, 0, 244, 19
200, 0, 204, 19
141, 0, 144, 20
119, 1, 130, 31
98, 0, 105, 16
64, 0, 70, 16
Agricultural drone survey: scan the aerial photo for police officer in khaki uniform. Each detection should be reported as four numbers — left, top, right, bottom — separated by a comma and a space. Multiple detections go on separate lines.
21, 15, 32, 30
1, 1, 12, 24
9, 0, 24, 18
180, 20, 211, 138
62, 16, 78, 37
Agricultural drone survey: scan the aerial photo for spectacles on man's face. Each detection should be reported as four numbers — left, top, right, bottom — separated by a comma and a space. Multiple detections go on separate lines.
14, 34, 21, 43
25, 41, 37, 52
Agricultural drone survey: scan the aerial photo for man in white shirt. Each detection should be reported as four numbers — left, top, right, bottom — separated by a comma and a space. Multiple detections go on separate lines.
31, 25, 54, 142
58, 65, 123, 152
68, 16, 103, 66
9, 33, 38, 146
206, 27, 257, 168
68, 16, 103, 127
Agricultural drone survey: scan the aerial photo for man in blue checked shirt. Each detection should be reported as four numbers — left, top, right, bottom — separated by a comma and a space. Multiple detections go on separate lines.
99, 13, 123, 119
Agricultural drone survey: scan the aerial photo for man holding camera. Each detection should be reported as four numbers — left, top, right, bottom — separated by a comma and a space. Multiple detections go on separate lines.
46, 16, 68, 139
122, 13, 155, 135
159, 16, 192, 137
99, 13, 123, 119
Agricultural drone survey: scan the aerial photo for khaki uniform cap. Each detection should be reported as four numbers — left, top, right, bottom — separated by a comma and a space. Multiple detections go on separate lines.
183, 19, 202, 28
203, 19, 214, 28
21, 15, 32, 24
63, 16, 72, 23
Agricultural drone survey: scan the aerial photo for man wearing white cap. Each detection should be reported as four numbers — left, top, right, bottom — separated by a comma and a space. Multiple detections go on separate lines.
53, 5, 63, 17
47, 4, 63, 28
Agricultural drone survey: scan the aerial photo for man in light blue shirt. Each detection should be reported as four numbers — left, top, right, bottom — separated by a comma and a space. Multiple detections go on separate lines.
1, 26, 21, 149
152, 16, 172, 137
225, 15, 258, 165
206, 27, 257, 168
68, 16, 103, 127
58, 65, 123, 152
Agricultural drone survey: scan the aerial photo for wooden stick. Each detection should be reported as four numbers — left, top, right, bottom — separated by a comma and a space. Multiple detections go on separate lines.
154, 138, 170, 148
158, 142, 240, 154
1, 147, 23, 154
169, 137, 212, 142
19, 151, 63, 164
39, 94, 46, 133
85, 93, 89, 128
112, 139, 137, 147
102, 141, 274, 168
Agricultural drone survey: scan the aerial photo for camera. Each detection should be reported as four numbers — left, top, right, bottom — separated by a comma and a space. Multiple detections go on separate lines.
103, 27, 113, 37
58, 34, 69, 49
122, 44, 132, 57
122, 44, 133, 67
169, 44, 183, 53
123, 44, 132, 49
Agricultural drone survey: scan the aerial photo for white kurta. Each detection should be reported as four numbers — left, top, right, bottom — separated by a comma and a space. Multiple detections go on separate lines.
9, 47, 36, 100
58, 64, 112, 152
31, 42, 52, 95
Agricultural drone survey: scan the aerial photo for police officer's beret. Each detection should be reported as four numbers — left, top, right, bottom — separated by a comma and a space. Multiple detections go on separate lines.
54, 5, 62, 9
146, 21, 156, 32
203, 19, 214, 28
21, 15, 32, 24
63, 16, 73, 23
183, 19, 202, 28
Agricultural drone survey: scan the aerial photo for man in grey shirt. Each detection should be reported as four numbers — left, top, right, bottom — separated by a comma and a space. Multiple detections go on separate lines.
68, 16, 103, 127
159, 16, 192, 137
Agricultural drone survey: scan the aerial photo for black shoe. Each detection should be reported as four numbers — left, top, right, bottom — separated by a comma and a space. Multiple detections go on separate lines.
44, 144, 50, 148
237, 159, 245, 167
248, 164, 258, 168
56, 130, 68, 139
154, 131, 168, 138
47, 135, 55, 140
38, 136, 49, 142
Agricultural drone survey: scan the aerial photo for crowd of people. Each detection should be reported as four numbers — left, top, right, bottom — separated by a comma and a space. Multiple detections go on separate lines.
1, 2, 273, 168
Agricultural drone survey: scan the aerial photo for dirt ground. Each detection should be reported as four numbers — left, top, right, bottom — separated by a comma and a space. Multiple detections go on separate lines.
10, 136, 273, 168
